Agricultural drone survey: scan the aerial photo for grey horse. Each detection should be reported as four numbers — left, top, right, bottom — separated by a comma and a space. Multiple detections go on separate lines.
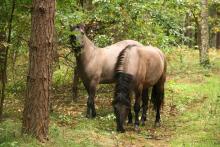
113, 45, 167, 132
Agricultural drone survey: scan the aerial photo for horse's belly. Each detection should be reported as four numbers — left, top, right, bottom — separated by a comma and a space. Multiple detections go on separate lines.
99, 69, 115, 84
133, 78, 155, 88
134, 63, 163, 88
99, 61, 116, 84
99, 79, 115, 84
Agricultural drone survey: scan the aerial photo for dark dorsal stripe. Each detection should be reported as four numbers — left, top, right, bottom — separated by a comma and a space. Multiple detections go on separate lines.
114, 44, 137, 75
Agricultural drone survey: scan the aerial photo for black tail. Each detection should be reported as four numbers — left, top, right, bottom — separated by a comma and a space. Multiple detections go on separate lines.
151, 85, 164, 110
112, 72, 133, 107
151, 66, 166, 110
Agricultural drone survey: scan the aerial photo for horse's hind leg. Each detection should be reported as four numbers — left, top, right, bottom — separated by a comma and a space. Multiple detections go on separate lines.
152, 79, 165, 127
141, 88, 149, 126
134, 90, 141, 130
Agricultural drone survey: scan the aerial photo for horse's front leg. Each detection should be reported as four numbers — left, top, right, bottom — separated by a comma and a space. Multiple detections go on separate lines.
83, 81, 97, 118
87, 87, 96, 118
134, 91, 141, 131
127, 108, 132, 124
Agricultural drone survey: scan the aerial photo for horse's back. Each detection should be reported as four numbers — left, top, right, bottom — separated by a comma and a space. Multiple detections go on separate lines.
104, 40, 143, 50
98, 40, 143, 83
119, 45, 166, 87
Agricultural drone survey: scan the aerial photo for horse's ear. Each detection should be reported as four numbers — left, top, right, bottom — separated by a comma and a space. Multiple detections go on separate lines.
79, 24, 85, 34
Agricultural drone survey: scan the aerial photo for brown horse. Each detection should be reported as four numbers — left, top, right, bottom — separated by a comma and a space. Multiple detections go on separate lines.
69, 24, 144, 118
113, 45, 167, 132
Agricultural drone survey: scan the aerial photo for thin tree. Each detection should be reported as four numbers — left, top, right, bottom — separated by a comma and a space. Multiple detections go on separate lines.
217, 10, 220, 49
72, 66, 80, 101
22, 0, 55, 142
72, 0, 94, 101
0, 32, 6, 121
200, 0, 210, 66
217, 31, 220, 49
0, 0, 16, 120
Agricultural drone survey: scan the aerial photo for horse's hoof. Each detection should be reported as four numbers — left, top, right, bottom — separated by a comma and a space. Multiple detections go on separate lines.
134, 125, 140, 132
86, 114, 92, 119
86, 109, 96, 118
127, 121, 133, 125
86, 113, 96, 119
92, 112, 96, 118
117, 128, 125, 133
86, 115, 96, 119
141, 117, 148, 126
154, 122, 161, 127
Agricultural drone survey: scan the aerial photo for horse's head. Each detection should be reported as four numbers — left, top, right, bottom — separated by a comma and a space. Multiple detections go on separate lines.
112, 72, 133, 132
113, 99, 130, 133
69, 24, 85, 54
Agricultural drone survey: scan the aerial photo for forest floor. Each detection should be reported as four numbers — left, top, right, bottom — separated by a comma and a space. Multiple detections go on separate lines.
0, 48, 220, 147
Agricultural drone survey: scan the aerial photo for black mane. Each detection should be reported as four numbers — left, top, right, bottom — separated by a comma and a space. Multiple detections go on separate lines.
113, 72, 133, 107
114, 45, 137, 74
113, 45, 136, 106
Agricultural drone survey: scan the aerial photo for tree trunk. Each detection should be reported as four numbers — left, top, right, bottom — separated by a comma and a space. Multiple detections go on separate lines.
72, 0, 93, 101
78, 0, 93, 10
184, 13, 193, 48
217, 12, 220, 49
0, 32, 6, 121
209, 3, 217, 48
72, 66, 79, 101
22, 0, 55, 142
217, 32, 220, 49
195, 19, 201, 49
200, 0, 210, 66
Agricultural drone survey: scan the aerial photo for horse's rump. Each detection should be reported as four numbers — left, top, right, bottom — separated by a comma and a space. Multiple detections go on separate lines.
115, 45, 166, 87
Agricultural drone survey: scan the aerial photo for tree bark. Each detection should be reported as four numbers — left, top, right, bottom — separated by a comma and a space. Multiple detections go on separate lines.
200, 0, 210, 66
184, 13, 193, 48
194, 17, 201, 49
72, 66, 79, 101
217, 32, 220, 49
217, 11, 220, 49
0, 32, 6, 121
22, 0, 55, 142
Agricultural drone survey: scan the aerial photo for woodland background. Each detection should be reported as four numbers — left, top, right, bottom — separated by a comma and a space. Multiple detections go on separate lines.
0, 0, 220, 146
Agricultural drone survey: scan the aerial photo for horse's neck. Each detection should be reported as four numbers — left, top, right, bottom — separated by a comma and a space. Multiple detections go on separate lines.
80, 35, 96, 66
84, 35, 95, 53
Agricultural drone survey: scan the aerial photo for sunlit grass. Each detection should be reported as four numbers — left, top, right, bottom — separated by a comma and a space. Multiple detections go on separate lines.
170, 75, 220, 146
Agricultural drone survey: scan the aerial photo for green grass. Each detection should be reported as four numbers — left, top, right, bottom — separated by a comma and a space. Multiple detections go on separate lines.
170, 75, 220, 146
1, 48, 220, 146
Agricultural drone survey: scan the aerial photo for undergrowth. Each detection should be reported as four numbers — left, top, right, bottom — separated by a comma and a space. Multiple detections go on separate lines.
0, 48, 220, 147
